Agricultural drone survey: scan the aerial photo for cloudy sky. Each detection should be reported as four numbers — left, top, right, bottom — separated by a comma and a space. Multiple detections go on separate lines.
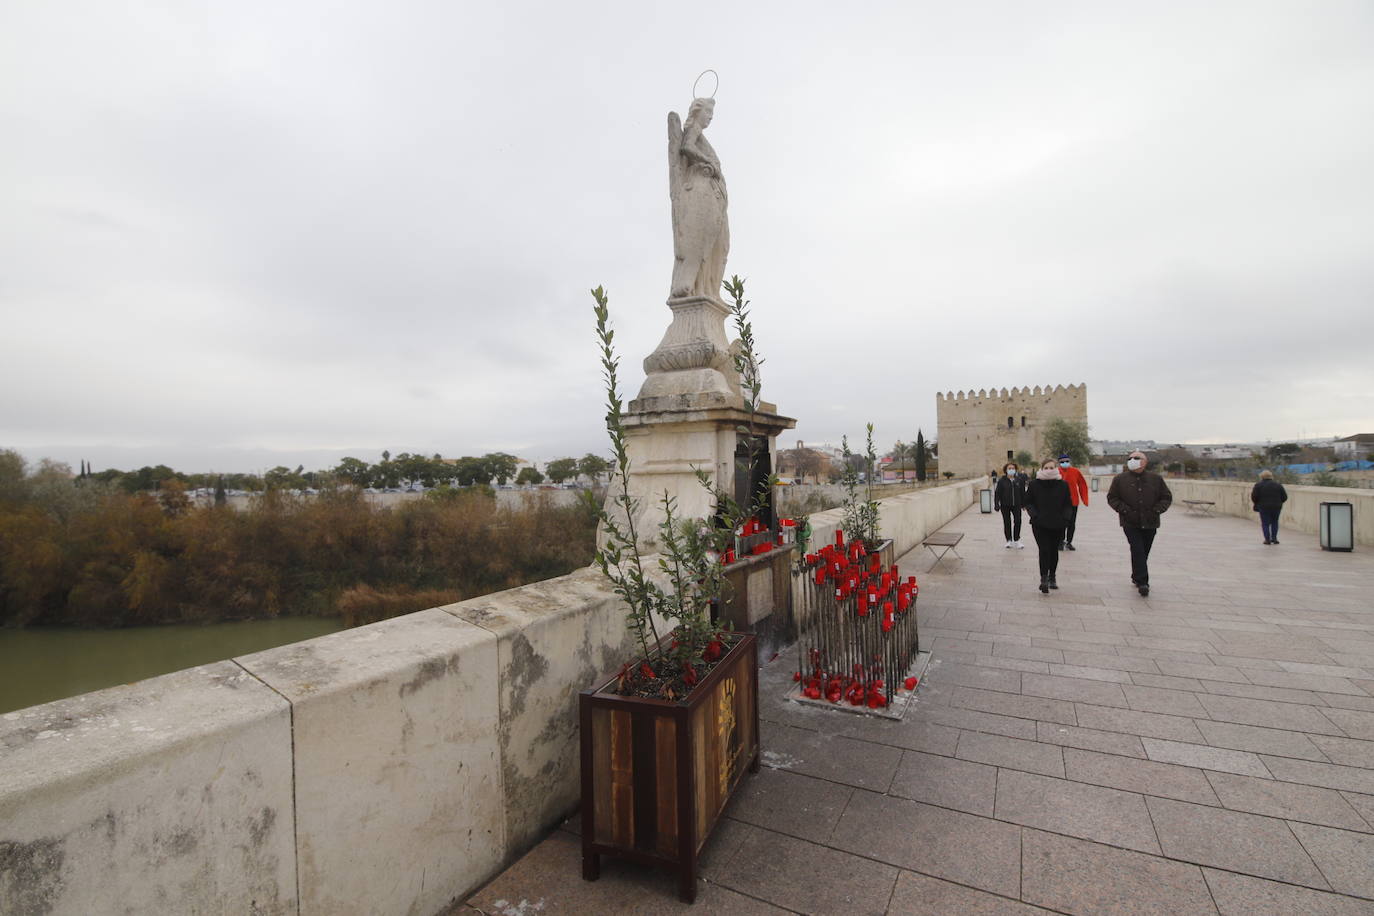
3, 1, 1372, 473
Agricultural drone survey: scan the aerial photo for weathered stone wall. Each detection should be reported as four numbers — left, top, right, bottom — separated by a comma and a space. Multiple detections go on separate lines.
1092, 476, 1374, 547
800, 477, 979, 565
0, 663, 298, 915
0, 485, 975, 915
937, 384, 1088, 479
0, 567, 641, 916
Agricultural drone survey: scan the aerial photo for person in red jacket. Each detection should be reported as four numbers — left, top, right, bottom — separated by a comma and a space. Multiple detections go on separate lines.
1057, 454, 1089, 550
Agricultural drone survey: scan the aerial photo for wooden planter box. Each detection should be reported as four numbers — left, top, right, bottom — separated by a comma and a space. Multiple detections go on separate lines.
718, 544, 795, 659
579, 633, 760, 903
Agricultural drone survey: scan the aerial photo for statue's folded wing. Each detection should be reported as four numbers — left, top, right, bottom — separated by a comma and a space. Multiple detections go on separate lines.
668, 111, 686, 252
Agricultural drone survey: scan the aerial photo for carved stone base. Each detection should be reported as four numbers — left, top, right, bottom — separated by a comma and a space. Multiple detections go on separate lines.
637, 295, 737, 401
635, 368, 734, 404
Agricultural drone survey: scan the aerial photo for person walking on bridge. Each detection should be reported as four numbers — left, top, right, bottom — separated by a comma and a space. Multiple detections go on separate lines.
995, 462, 1027, 549
1057, 454, 1089, 551
1025, 460, 1072, 593
1252, 469, 1288, 545
1107, 451, 1172, 597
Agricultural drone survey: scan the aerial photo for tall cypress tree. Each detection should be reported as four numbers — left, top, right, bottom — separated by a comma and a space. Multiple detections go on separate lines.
915, 429, 928, 482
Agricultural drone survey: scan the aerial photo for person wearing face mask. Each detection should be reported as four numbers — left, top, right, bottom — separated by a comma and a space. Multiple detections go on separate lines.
994, 462, 1026, 548
1024, 459, 1073, 593
1107, 451, 1173, 597
1056, 454, 1089, 551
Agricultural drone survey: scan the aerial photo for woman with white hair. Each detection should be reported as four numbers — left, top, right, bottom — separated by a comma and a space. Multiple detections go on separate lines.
1251, 470, 1288, 545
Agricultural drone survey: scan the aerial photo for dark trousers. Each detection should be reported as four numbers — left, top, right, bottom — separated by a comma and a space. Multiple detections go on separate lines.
1259, 508, 1281, 542
1032, 525, 1064, 578
1061, 505, 1079, 546
1122, 526, 1157, 585
1001, 507, 1022, 541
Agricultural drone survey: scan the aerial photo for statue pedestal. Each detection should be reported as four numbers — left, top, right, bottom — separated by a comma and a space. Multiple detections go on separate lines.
637, 295, 735, 402
608, 394, 796, 554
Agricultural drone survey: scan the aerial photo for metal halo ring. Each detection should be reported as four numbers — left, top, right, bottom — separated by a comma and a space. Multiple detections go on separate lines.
692, 69, 719, 100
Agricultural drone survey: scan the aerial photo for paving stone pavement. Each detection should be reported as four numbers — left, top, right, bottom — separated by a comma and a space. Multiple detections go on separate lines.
463, 499, 1374, 914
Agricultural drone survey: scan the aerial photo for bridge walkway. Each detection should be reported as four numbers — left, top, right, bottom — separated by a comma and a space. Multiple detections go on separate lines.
461, 497, 1374, 914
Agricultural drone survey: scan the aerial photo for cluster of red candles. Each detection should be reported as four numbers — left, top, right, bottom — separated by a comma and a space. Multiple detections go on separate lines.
793, 658, 919, 707
721, 516, 799, 565
803, 529, 918, 634
790, 527, 921, 708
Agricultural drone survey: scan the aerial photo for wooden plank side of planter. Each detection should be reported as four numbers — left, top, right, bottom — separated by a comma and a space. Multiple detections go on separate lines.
739, 649, 756, 776
654, 716, 678, 858
690, 646, 756, 851
591, 706, 613, 844
610, 708, 635, 848
691, 697, 710, 849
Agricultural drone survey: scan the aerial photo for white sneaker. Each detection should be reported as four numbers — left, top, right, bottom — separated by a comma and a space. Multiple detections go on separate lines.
1006, 540, 1013, 549
1015, 541, 1025, 549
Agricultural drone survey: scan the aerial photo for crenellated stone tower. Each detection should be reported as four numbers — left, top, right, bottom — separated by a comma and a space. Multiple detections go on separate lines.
936, 384, 1088, 478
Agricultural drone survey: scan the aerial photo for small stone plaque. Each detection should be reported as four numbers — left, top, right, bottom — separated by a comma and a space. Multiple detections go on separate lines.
746, 568, 772, 624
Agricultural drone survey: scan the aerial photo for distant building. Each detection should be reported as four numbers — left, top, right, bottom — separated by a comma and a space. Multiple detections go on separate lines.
1334, 434, 1374, 460
777, 441, 838, 483
880, 459, 920, 482
936, 384, 1088, 479
1095, 439, 1158, 455
1181, 444, 1258, 459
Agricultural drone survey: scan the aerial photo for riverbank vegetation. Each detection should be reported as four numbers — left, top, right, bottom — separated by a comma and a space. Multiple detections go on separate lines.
0, 450, 597, 629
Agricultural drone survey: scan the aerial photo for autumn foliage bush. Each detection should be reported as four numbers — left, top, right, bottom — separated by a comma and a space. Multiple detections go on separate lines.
0, 452, 597, 628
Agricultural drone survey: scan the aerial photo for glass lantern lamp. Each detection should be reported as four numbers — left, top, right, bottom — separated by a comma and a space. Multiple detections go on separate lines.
1320, 502, 1354, 552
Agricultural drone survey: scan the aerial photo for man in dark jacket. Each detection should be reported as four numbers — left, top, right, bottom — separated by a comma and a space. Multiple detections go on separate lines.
1106, 450, 1172, 597
994, 462, 1026, 548
1251, 469, 1289, 545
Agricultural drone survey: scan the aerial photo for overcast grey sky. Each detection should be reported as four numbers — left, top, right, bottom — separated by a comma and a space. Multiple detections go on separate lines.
3, 1, 1372, 473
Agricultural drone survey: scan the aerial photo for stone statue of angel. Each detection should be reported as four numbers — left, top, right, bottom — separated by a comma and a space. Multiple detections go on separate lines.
668, 98, 729, 300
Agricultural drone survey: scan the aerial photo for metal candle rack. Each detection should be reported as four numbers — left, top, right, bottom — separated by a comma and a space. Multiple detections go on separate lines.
792, 531, 922, 712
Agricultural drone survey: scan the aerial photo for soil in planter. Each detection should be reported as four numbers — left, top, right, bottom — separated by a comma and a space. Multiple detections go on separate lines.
610, 630, 744, 701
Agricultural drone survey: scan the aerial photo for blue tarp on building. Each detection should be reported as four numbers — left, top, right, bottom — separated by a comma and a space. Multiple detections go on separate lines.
1279, 460, 1374, 474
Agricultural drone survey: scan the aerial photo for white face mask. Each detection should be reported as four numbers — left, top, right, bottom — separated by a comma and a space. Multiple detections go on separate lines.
1005, 467, 1016, 475
1127, 458, 1142, 470
1059, 460, 1070, 468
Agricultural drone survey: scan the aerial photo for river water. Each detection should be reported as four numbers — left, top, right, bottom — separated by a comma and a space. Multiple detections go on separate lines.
0, 617, 346, 715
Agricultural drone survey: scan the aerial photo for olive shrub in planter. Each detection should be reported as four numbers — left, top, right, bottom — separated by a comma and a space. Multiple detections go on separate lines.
579, 280, 768, 903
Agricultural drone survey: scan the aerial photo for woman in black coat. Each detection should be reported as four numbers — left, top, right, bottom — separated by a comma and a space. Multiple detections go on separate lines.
1025, 459, 1074, 593
993, 462, 1026, 548
1251, 469, 1289, 545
